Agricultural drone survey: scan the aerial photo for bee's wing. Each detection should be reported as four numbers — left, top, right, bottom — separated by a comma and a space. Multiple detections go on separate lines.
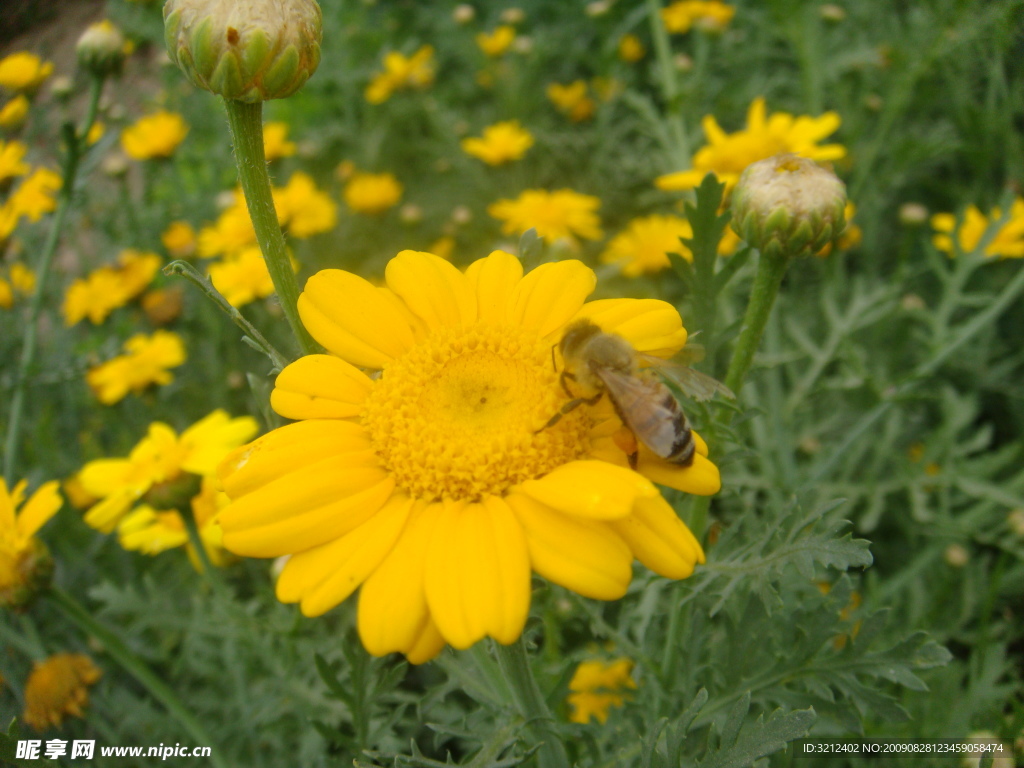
595, 368, 681, 457
638, 353, 735, 401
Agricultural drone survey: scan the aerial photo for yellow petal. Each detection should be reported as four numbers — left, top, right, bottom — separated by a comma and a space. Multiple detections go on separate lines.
298, 268, 418, 368
78, 458, 138, 497
609, 494, 704, 579
464, 250, 523, 325
276, 494, 413, 616
271, 354, 373, 420
405, 618, 446, 664
424, 496, 530, 649
219, 420, 374, 499
516, 460, 655, 520
506, 493, 632, 600
384, 250, 476, 329
358, 502, 438, 657
510, 260, 595, 339
572, 298, 688, 357
83, 490, 138, 534
638, 451, 721, 496
220, 470, 394, 557
180, 411, 259, 476
0, 479, 14, 531
15, 481, 62, 539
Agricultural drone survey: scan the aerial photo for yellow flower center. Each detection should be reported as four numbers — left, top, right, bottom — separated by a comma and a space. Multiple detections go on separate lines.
362, 324, 591, 501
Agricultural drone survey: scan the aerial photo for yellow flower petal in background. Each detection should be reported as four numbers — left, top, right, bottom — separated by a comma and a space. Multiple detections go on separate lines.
0, 52, 53, 93
121, 110, 188, 160
461, 120, 534, 165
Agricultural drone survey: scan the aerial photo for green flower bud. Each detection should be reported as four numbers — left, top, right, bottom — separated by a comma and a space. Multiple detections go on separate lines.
1, 537, 54, 612
731, 154, 847, 260
163, 0, 322, 102
76, 20, 128, 78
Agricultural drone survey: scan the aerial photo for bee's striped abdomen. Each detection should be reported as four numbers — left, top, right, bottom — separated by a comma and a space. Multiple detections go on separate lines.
663, 395, 695, 466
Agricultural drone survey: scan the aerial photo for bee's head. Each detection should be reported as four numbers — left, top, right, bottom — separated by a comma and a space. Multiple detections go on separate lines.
559, 319, 603, 359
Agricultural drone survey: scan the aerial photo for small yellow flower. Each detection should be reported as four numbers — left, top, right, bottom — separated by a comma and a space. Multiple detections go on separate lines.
661, 0, 736, 34
656, 97, 846, 194
7, 168, 61, 224
618, 34, 646, 63
118, 478, 232, 570
0, 278, 11, 309
547, 80, 596, 122
275, 171, 338, 236
0, 478, 61, 610
216, 250, 714, 663
0, 95, 30, 130
600, 214, 693, 276
430, 235, 456, 260
120, 110, 189, 160
263, 121, 297, 161
461, 120, 534, 166
930, 197, 1024, 259
0, 52, 54, 94
86, 121, 105, 145
23, 654, 102, 731
198, 195, 257, 258
8, 261, 35, 295
161, 220, 197, 258
365, 46, 436, 105
80, 410, 258, 534
344, 171, 403, 215
488, 188, 603, 244
63, 249, 161, 326
85, 330, 187, 406
476, 26, 516, 57
0, 139, 30, 183
141, 287, 184, 325
208, 246, 281, 307
567, 658, 637, 724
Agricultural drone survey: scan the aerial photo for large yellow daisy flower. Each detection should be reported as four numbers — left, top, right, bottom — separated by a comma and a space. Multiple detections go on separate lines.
217, 250, 719, 663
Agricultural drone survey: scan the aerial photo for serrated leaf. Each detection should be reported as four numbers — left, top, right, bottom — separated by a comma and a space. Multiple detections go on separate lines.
698, 708, 816, 768
640, 718, 669, 768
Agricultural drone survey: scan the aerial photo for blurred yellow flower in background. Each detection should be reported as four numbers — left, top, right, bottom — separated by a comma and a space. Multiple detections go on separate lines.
263, 121, 297, 162
63, 249, 161, 326
344, 171, 403, 215
0, 52, 54, 94
121, 110, 189, 160
0, 261, 35, 308
461, 120, 534, 165
0, 139, 30, 182
488, 188, 603, 244
118, 477, 232, 570
476, 26, 516, 57
567, 657, 637, 723
276, 171, 338, 236
79, 410, 257, 534
618, 34, 646, 63
656, 97, 845, 194
600, 214, 733, 276
85, 330, 187, 405
0, 478, 61, 610
547, 80, 596, 122
216, 250, 713, 663
0, 95, 29, 129
208, 245, 296, 307
365, 46, 436, 104
6, 168, 61, 221
931, 197, 1024, 259
161, 219, 197, 258
23, 654, 101, 731
661, 0, 736, 34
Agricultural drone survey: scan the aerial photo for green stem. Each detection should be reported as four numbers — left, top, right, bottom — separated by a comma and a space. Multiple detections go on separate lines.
723, 251, 791, 395
48, 588, 229, 768
222, 99, 317, 357
163, 259, 289, 371
3, 76, 104, 484
646, 0, 690, 166
492, 638, 569, 768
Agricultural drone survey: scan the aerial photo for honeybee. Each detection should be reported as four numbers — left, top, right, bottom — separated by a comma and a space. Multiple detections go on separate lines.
541, 319, 734, 469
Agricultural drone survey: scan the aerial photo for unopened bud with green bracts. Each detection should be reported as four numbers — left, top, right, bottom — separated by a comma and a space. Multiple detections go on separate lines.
76, 20, 128, 78
731, 154, 847, 260
163, 0, 322, 102
1, 537, 54, 612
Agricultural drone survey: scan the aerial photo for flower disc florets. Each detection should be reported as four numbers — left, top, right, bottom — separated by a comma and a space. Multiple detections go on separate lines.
163, 0, 322, 102
731, 154, 847, 259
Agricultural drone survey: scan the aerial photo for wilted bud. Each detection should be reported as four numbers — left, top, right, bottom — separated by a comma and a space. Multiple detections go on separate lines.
77, 20, 128, 78
898, 202, 928, 226
163, 0, 322, 102
50, 75, 74, 101
731, 154, 847, 260
500, 7, 525, 24
451, 205, 472, 225
452, 4, 475, 24
586, 0, 613, 17
944, 543, 969, 568
101, 153, 129, 178
399, 203, 423, 224
819, 4, 846, 22
0, 537, 54, 612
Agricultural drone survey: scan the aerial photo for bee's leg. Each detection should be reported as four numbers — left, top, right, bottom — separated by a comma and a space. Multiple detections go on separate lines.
536, 392, 601, 433
613, 426, 639, 470
559, 371, 578, 399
